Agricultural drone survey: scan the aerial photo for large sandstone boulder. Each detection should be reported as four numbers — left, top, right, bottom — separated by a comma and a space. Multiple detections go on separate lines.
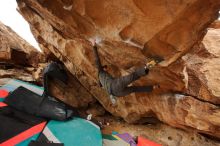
0, 21, 45, 82
17, 0, 220, 138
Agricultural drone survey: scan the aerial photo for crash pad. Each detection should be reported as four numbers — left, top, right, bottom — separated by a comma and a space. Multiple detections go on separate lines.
0, 79, 46, 146
0, 84, 16, 92
0, 102, 7, 107
0, 79, 43, 96
103, 139, 129, 146
39, 118, 102, 146
0, 89, 9, 97
102, 134, 117, 140
116, 133, 136, 146
103, 134, 129, 146
16, 134, 40, 146
0, 79, 44, 105
0, 89, 9, 102
137, 136, 162, 146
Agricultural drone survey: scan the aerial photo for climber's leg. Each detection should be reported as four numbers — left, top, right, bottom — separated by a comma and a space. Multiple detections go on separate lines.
113, 67, 149, 90
113, 85, 154, 97
127, 86, 153, 93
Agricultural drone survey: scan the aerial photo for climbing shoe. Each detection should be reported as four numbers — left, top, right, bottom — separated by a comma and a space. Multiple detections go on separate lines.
146, 56, 164, 68
109, 95, 117, 105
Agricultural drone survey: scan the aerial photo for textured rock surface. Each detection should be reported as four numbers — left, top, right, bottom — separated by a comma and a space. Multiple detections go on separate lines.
17, 0, 220, 138
184, 29, 220, 103
0, 21, 44, 82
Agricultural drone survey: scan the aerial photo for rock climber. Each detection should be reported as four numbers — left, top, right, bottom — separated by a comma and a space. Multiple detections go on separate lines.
92, 41, 162, 104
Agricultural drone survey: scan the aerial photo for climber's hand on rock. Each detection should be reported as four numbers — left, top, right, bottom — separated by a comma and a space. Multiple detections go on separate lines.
146, 60, 157, 68
89, 38, 96, 46
146, 56, 164, 68
145, 58, 158, 69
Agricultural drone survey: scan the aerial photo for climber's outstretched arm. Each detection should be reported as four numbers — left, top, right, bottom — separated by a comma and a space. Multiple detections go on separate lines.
93, 45, 103, 72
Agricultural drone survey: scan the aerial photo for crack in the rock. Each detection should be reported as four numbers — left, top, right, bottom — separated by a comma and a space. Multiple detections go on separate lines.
175, 91, 220, 106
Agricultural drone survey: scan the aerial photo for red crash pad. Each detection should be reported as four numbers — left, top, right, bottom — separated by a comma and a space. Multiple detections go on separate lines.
0, 89, 9, 98
137, 136, 162, 146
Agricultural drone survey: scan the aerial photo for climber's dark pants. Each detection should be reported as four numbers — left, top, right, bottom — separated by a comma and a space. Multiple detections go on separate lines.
93, 46, 153, 97
111, 69, 153, 97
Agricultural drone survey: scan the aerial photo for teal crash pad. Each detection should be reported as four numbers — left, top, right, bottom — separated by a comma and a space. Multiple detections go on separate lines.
41, 118, 102, 146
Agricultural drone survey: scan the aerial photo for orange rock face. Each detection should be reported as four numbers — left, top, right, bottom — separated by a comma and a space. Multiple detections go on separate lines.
17, 0, 220, 138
